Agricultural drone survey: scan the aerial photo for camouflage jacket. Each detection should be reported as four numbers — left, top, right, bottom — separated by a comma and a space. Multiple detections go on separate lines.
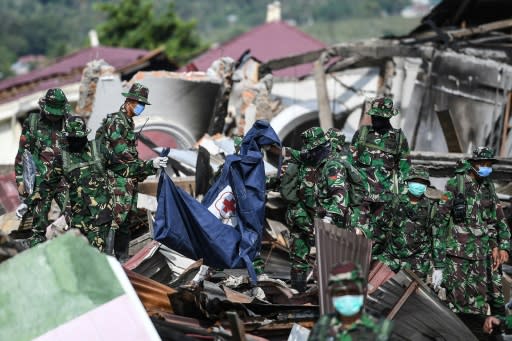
96, 107, 155, 181
308, 312, 392, 341
351, 126, 410, 201
14, 112, 68, 193
56, 140, 112, 226
316, 156, 349, 225
382, 190, 445, 269
284, 148, 318, 229
438, 169, 510, 260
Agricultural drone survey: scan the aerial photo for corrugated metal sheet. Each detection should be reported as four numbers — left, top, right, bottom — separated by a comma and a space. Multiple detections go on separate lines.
125, 268, 175, 313
314, 218, 372, 315
366, 270, 477, 341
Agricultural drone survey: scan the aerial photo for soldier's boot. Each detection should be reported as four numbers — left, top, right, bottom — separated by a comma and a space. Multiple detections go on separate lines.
290, 268, 308, 293
114, 228, 131, 263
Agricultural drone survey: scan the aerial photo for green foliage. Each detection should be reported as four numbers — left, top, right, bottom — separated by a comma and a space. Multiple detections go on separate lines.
0, 0, 106, 79
0, 0, 424, 80
95, 0, 204, 64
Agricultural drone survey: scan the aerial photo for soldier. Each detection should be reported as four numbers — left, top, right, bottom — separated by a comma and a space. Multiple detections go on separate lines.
326, 128, 369, 231
349, 97, 411, 253
308, 261, 392, 341
437, 147, 510, 327
376, 166, 445, 281
317, 129, 350, 228
285, 127, 330, 292
14, 88, 71, 246
56, 116, 113, 252
96, 83, 168, 261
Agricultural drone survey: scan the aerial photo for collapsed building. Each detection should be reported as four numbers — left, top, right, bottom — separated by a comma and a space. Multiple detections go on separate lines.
2, 0, 512, 340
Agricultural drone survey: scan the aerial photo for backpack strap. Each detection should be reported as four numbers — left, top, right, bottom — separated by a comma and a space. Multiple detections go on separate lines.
357, 125, 369, 155
456, 173, 465, 196
29, 113, 39, 134
63, 142, 104, 174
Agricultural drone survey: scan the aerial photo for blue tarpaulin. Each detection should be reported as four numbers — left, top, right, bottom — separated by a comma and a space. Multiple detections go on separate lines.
153, 120, 281, 282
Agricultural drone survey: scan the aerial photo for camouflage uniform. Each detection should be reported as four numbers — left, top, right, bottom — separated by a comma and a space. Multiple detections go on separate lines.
55, 117, 113, 252
96, 83, 156, 260
14, 88, 71, 246
326, 128, 369, 230
438, 147, 510, 316
317, 130, 350, 227
377, 167, 444, 279
349, 97, 410, 254
285, 128, 329, 289
309, 261, 392, 341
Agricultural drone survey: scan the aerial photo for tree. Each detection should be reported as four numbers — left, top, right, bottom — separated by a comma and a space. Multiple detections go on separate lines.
95, 0, 203, 65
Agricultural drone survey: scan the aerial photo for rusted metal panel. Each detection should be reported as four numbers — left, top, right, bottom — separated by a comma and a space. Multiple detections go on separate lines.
125, 268, 175, 313
366, 270, 477, 341
368, 261, 395, 295
314, 218, 372, 315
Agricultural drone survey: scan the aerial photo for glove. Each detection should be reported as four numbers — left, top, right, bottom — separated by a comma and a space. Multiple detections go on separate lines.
322, 216, 333, 224
152, 156, 168, 169
15, 203, 28, 219
432, 269, 443, 290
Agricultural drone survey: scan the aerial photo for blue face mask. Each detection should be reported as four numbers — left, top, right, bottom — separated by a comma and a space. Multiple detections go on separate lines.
408, 182, 427, 197
476, 166, 492, 177
133, 103, 145, 116
332, 295, 364, 317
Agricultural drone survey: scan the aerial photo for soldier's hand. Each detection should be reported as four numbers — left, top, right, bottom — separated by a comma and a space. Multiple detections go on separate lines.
152, 156, 168, 169
322, 216, 333, 224
432, 269, 443, 290
492, 247, 500, 271
15, 203, 28, 219
17, 182, 25, 196
483, 316, 501, 334
499, 250, 509, 265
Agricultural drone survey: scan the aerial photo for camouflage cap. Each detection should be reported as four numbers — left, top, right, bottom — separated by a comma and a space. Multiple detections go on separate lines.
367, 97, 399, 118
469, 146, 497, 162
122, 82, 151, 105
62, 116, 90, 138
326, 128, 345, 146
328, 261, 364, 290
406, 166, 430, 184
301, 127, 328, 151
40, 88, 71, 116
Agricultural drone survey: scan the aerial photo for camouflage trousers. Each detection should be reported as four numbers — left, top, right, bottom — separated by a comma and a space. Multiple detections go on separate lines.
349, 203, 387, 258
444, 255, 495, 315
286, 204, 315, 273
28, 181, 67, 247
110, 176, 138, 261
68, 204, 113, 253
378, 251, 432, 281
70, 220, 110, 252
489, 267, 506, 317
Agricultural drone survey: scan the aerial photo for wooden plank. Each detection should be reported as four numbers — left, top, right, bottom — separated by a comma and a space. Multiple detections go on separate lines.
227, 311, 247, 341
436, 108, 463, 153
387, 281, 419, 319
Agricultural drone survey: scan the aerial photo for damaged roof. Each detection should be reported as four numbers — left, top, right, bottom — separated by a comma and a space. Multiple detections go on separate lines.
184, 21, 327, 78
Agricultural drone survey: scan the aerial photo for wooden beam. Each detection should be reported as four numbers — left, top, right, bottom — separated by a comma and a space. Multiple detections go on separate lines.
436, 108, 463, 153
265, 48, 325, 71
407, 18, 512, 42
500, 92, 512, 157
314, 56, 333, 129
263, 41, 434, 72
